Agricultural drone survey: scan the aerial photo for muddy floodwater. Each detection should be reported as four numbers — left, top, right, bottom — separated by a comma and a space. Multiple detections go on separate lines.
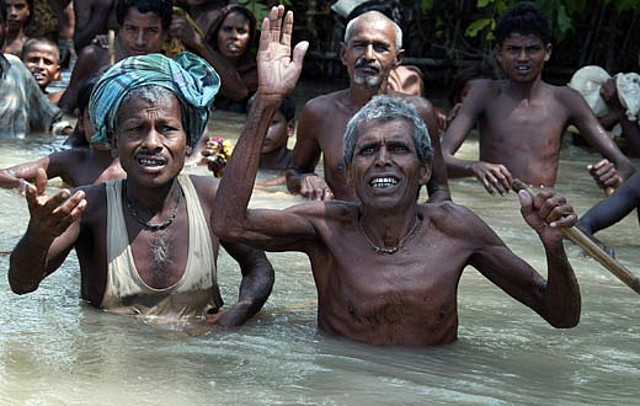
0, 99, 638, 405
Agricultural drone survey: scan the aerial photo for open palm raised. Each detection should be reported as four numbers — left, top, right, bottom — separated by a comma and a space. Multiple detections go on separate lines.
256, 6, 309, 104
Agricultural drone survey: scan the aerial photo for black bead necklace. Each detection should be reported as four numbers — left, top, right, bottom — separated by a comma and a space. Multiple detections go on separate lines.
123, 182, 183, 231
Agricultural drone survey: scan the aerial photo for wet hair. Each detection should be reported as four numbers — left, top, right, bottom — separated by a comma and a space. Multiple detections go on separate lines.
116, 85, 191, 145
495, 1, 553, 46
344, 95, 432, 165
206, 4, 257, 53
0, 0, 33, 29
116, 0, 173, 30
21, 36, 59, 60
344, 10, 402, 50
279, 96, 295, 122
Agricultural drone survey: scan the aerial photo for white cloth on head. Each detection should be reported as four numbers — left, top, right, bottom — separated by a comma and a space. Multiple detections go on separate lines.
568, 65, 611, 118
616, 72, 640, 121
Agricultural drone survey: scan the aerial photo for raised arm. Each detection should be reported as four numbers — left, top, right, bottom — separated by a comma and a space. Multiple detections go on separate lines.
74, 0, 112, 52
212, 6, 317, 251
169, 14, 252, 102
468, 190, 580, 328
8, 169, 86, 294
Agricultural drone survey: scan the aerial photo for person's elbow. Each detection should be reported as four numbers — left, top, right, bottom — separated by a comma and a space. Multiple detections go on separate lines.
548, 311, 581, 329
212, 213, 246, 242
8, 271, 39, 295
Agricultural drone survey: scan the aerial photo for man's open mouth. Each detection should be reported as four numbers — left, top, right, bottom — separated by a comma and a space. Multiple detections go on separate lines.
370, 177, 398, 188
137, 156, 166, 167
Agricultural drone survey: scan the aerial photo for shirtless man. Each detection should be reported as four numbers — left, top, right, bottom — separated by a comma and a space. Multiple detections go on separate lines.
8, 52, 274, 326
21, 36, 64, 104
212, 7, 581, 346
59, 0, 170, 114
1, 0, 31, 57
285, 10, 449, 202
0, 77, 124, 190
73, 0, 117, 52
441, 2, 635, 195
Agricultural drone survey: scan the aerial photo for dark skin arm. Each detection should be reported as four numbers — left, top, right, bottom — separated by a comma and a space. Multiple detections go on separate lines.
58, 45, 106, 113
208, 239, 275, 327
441, 80, 514, 195
0, 150, 78, 190
74, 0, 114, 52
8, 169, 86, 294
565, 88, 636, 188
577, 171, 640, 257
284, 102, 331, 200
468, 190, 581, 328
402, 94, 450, 203
212, 6, 315, 250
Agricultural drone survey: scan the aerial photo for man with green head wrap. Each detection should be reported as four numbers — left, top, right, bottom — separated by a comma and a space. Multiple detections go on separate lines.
8, 51, 275, 327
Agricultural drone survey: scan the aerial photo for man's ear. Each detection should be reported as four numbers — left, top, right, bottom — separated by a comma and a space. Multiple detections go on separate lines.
494, 44, 503, 65
53, 65, 62, 81
544, 43, 552, 62
286, 119, 295, 137
110, 132, 118, 155
394, 48, 405, 69
339, 42, 347, 67
418, 162, 431, 186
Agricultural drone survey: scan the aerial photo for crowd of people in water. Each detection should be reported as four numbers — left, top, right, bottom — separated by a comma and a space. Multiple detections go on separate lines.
0, 0, 638, 347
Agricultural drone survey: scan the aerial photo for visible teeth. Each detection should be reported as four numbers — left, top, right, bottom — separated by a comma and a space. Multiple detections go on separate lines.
516, 66, 529, 71
139, 158, 164, 167
370, 177, 397, 188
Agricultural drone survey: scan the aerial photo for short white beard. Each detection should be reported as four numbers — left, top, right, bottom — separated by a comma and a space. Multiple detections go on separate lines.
353, 73, 382, 88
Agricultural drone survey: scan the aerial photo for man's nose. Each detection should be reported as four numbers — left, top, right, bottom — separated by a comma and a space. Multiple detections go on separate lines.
374, 146, 391, 166
135, 30, 145, 45
142, 128, 163, 151
363, 44, 375, 59
517, 49, 528, 60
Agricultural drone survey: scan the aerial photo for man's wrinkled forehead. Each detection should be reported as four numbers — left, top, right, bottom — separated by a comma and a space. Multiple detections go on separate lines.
349, 18, 395, 42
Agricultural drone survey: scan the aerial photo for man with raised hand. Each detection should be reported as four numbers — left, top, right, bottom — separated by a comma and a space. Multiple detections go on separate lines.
213, 6, 581, 346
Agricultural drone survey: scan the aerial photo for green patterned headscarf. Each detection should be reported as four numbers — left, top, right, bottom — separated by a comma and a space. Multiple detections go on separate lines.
89, 52, 220, 146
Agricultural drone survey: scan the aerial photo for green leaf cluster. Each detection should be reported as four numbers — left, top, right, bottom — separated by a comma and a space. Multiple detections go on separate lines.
233, 0, 293, 28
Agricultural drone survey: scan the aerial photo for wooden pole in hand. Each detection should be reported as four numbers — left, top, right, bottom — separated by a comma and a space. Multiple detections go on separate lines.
512, 179, 640, 295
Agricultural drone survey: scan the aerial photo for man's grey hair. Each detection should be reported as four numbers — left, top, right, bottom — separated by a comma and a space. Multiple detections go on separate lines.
344, 10, 402, 50
344, 95, 433, 165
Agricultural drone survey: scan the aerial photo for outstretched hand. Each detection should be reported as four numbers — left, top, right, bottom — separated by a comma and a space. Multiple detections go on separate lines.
25, 168, 86, 239
256, 6, 309, 104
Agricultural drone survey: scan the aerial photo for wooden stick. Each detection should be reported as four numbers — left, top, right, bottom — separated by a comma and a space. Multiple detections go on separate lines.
512, 179, 640, 295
